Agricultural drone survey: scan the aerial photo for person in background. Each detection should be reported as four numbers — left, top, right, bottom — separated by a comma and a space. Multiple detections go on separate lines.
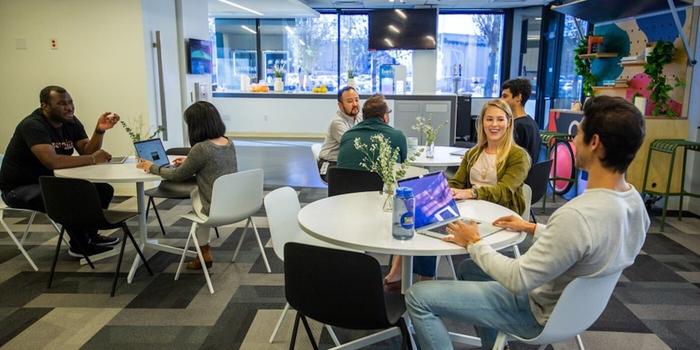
0, 85, 120, 257
406, 96, 649, 349
501, 78, 541, 163
317, 86, 362, 181
137, 101, 237, 269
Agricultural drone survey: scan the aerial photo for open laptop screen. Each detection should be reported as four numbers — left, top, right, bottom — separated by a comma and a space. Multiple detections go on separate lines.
397, 172, 460, 230
134, 138, 169, 167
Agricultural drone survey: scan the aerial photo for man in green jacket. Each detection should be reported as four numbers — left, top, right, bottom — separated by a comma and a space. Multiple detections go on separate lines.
337, 94, 407, 169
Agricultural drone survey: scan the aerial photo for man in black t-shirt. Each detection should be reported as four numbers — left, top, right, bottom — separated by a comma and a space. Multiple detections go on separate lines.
501, 78, 542, 163
0, 85, 121, 257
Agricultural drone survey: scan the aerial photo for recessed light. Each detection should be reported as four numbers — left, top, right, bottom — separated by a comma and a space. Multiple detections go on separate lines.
387, 25, 400, 33
384, 38, 394, 47
394, 9, 407, 19
218, 0, 263, 16
241, 25, 257, 34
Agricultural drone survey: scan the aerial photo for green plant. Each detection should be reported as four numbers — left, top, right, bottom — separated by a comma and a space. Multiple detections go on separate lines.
412, 116, 448, 145
353, 134, 421, 186
120, 117, 163, 142
574, 37, 596, 97
347, 68, 355, 79
273, 63, 285, 79
644, 41, 683, 118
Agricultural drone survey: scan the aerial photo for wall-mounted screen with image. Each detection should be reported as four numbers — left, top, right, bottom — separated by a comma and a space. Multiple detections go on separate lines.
188, 38, 213, 74
369, 8, 438, 50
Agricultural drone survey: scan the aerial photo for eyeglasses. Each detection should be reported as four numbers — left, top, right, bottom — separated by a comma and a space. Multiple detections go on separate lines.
386, 109, 393, 114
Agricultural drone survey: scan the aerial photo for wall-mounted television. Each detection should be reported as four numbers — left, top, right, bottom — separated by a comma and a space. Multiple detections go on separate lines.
368, 8, 438, 50
187, 38, 212, 74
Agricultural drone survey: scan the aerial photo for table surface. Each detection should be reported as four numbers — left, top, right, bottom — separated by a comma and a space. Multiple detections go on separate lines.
298, 191, 525, 256
54, 157, 163, 183
410, 146, 467, 167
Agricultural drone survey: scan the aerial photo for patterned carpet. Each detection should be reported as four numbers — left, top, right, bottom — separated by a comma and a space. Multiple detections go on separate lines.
0, 186, 699, 350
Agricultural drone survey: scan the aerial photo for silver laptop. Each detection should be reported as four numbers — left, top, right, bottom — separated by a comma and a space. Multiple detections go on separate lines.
108, 156, 128, 164
397, 171, 503, 240
133, 138, 170, 167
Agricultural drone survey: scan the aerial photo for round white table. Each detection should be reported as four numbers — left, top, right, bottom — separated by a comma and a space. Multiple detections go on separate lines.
410, 146, 467, 168
55, 157, 190, 283
298, 191, 525, 291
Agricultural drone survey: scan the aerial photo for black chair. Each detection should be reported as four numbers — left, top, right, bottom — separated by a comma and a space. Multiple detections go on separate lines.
40, 176, 153, 297
524, 160, 553, 224
145, 147, 219, 238
284, 242, 411, 349
326, 167, 383, 197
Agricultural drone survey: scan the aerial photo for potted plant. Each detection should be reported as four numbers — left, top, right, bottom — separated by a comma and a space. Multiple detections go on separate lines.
643, 41, 684, 118
120, 116, 164, 142
412, 116, 448, 158
574, 36, 596, 97
353, 134, 421, 211
273, 62, 285, 92
347, 69, 356, 88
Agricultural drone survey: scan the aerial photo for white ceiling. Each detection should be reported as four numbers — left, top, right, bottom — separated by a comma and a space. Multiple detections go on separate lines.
208, 0, 552, 18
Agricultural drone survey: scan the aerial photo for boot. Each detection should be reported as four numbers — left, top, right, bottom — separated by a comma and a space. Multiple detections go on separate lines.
187, 244, 213, 270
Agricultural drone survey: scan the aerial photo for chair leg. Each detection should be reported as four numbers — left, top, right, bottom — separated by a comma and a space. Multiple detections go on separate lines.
575, 334, 585, 350
214, 227, 220, 238
250, 218, 272, 273
70, 235, 95, 269
269, 302, 291, 343
150, 198, 167, 237
530, 209, 537, 224
174, 223, 195, 281
111, 231, 128, 297
232, 217, 251, 262
48, 220, 70, 248
192, 231, 214, 294
48, 227, 66, 288
20, 211, 37, 245
492, 332, 508, 350
290, 313, 301, 350
0, 217, 38, 271
123, 223, 153, 276
300, 315, 319, 350
325, 325, 341, 347
397, 317, 411, 350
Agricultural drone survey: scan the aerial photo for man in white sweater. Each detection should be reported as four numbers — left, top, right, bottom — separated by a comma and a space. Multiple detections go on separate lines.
317, 86, 361, 181
406, 95, 650, 349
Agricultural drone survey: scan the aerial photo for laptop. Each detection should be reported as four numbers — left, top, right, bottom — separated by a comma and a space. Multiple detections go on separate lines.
397, 171, 504, 240
134, 138, 170, 167
108, 156, 128, 164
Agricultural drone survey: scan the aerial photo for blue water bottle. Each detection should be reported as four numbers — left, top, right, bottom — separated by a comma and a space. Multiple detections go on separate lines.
392, 187, 415, 240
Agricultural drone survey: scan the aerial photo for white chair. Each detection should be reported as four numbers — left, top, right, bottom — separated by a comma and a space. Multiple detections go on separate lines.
265, 186, 348, 345
174, 169, 271, 294
311, 143, 322, 162
0, 154, 63, 271
493, 271, 622, 350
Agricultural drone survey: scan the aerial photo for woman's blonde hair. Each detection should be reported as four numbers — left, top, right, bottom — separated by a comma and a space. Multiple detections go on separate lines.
468, 99, 515, 173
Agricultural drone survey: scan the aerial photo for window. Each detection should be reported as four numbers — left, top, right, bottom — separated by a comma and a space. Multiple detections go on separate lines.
340, 14, 413, 94
556, 15, 587, 106
436, 13, 504, 97
260, 15, 338, 92
213, 18, 258, 92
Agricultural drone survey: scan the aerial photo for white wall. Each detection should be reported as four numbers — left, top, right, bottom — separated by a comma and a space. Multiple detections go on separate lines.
412, 50, 438, 94
0, 0, 150, 158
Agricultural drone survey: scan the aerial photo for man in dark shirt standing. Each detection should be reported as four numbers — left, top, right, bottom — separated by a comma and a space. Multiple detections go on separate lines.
0, 85, 121, 256
501, 78, 541, 163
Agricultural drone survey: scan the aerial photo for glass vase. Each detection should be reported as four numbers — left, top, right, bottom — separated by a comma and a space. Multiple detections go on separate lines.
382, 182, 396, 212
425, 142, 435, 158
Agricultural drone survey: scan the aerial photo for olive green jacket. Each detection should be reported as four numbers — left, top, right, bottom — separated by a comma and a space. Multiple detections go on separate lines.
448, 145, 531, 215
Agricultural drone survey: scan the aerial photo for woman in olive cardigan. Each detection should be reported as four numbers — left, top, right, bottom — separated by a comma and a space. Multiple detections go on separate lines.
448, 99, 531, 215
384, 99, 530, 288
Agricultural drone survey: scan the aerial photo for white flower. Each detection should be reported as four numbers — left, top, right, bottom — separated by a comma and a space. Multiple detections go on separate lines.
412, 116, 448, 144
353, 134, 422, 187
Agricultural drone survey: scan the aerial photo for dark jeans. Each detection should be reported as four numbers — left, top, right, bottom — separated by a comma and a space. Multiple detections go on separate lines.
1, 182, 114, 247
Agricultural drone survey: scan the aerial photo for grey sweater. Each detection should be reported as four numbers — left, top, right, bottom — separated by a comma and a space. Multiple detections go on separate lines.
150, 139, 237, 215
468, 185, 650, 325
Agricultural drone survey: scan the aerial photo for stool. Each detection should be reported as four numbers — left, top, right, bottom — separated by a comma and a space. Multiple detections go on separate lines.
642, 139, 700, 230
540, 132, 578, 212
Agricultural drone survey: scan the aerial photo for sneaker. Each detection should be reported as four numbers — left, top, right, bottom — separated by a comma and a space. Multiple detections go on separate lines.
91, 234, 120, 247
68, 244, 113, 258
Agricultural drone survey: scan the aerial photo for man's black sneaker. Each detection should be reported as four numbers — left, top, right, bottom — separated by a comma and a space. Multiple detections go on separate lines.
68, 244, 113, 258
92, 234, 120, 247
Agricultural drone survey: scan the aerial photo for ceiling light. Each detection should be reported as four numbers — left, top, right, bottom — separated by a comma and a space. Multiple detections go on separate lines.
241, 25, 257, 34
425, 35, 435, 43
384, 38, 394, 47
535, 17, 542, 21
387, 25, 400, 34
394, 9, 407, 19
218, 0, 263, 16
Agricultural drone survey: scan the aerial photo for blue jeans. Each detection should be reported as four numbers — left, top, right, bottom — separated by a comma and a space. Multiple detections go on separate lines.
406, 260, 543, 349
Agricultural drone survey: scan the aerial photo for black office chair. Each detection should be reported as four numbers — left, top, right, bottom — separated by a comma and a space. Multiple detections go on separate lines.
524, 160, 553, 224
40, 176, 154, 297
284, 242, 411, 349
326, 167, 383, 197
145, 147, 219, 238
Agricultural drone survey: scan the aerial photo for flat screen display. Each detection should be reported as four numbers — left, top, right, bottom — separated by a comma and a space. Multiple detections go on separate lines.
397, 172, 460, 229
188, 39, 212, 74
368, 8, 438, 50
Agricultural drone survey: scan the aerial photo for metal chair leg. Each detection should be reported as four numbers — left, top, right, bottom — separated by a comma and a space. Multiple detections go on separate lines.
250, 219, 272, 273
150, 197, 167, 236
269, 303, 291, 343
111, 231, 128, 297
123, 223, 153, 276
214, 227, 220, 238
300, 315, 319, 350
290, 313, 301, 350
0, 216, 38, 271
661, 149, 677, 230
48, 227, 66, 289
232, 218, 251, 262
